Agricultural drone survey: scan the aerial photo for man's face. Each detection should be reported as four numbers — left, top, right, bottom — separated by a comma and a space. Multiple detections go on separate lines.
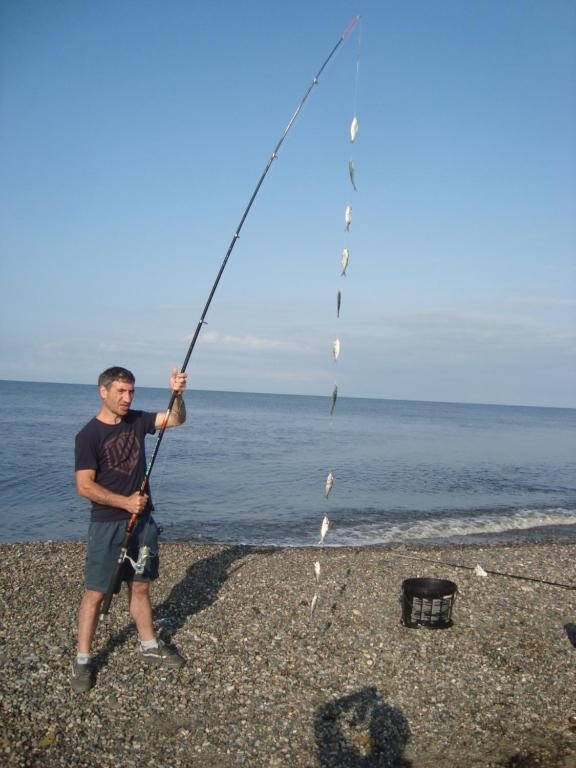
99, 379, 135, 417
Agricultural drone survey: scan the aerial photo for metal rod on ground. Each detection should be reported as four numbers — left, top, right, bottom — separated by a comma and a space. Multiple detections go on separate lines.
100, 17, 360, 618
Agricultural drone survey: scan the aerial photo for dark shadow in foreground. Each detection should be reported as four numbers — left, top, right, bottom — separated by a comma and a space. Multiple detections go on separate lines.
564, 623, 576, 648
315, 686, 413, 767
92, 544, 252, 674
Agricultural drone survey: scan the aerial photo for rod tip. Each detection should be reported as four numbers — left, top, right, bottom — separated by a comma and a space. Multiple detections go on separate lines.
342, 16, 360, 39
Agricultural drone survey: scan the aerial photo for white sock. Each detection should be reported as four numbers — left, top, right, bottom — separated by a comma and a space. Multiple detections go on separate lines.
76, 653, 91, 665
140, 638, 159, 652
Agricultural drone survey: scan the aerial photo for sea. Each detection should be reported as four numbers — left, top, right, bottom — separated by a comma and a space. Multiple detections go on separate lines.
1, 380, 575, 548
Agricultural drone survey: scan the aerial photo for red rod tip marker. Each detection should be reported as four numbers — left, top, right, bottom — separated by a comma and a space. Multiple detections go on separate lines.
342, 15, 360, 40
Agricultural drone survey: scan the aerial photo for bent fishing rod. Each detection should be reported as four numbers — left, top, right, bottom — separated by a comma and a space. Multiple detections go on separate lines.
101, 16, 361, 617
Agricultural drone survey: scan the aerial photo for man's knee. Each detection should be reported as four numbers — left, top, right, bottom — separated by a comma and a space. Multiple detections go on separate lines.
83, 589, 105, 606
129, 580, 151, 597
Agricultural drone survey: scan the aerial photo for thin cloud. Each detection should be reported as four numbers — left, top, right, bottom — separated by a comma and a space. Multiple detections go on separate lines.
506, 298, 576, 309
199, 329, 300, 352
363, 309, 576, 347
97, 343, 123, 354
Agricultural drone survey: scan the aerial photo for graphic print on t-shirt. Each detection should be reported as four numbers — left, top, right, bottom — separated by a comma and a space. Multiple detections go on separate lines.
103, 430, 141, 476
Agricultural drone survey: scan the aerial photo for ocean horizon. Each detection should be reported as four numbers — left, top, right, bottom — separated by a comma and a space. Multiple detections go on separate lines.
1, 379, 575, 547
3, 377, 575, 411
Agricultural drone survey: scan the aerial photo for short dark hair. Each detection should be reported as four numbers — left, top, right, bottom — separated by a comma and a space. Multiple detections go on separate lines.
98, 366, 135, 389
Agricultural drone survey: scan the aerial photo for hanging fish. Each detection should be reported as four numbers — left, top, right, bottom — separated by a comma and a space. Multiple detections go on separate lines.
332, 337, 341, 361
319, 512, 330, 541
324, 472, 334, 500
337, 290, 342, 317
340, 248, 349, 276
330, 385, 338, 415
348, 160, 357, 191
350, 115, 359, 143
314, 561, 321, 582
345, 205, 352, 231
310, 592, 318, 618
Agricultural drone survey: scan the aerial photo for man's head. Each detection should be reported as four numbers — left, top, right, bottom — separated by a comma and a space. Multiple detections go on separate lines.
98, 366, 135, 390
97, 367, 136, 420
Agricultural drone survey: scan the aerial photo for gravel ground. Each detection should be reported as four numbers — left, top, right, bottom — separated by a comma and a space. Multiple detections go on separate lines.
1, 539, 575, 767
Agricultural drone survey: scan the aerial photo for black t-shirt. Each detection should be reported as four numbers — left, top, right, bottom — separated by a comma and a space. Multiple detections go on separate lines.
75, 410, 157, 522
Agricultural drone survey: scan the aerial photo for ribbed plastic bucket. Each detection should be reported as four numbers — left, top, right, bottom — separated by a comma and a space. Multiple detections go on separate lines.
401, 577, 457, 629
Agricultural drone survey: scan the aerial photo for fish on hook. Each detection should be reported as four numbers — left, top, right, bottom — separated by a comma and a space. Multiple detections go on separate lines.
340, 248, 350, 276
332, 338, 341, 361
324, 472, 334, 500
336, 290, 342, 318
350, 115, 359, 143
330, 385, 338, 415
310, 592, 318, 618
314, 561, 321, 582
345, 205, 352, 231
348, 160, 357, 191
319, 512, 330, 542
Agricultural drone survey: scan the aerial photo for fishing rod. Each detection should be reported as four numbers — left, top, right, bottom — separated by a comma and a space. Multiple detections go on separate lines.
389, 551, 576, 591
100, 16, 361, 617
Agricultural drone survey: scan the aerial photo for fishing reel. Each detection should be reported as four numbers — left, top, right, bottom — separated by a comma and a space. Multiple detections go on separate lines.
123, 545, 152, 576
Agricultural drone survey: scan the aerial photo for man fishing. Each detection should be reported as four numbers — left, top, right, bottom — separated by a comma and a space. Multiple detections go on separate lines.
71, 366, 187, 693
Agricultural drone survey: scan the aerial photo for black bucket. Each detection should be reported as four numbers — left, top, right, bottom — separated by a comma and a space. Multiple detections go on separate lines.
401, 577, 457, 629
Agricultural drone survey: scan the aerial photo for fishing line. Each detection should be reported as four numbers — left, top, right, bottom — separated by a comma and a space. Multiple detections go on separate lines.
347, 17, 362, 197
352, 20, 362, 118
101, 17, 361, 618
312, 18, 363, 623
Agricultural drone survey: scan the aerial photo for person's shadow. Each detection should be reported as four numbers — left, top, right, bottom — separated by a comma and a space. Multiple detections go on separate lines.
153, 544, 254, 637
92, 545, 251, 673
565, 623, 576, 648
314, 687, 413, 767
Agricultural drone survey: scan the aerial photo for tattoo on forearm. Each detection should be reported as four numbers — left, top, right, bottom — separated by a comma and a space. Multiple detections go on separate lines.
171, 394, 186, 424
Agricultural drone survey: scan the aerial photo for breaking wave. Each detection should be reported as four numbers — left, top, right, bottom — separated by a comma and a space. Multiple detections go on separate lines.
327, 507, 576, 547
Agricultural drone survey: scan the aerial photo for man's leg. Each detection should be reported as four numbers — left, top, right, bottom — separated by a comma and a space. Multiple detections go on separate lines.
71, 589, 103, 692
77, 589, 104, 654
78, 519, 121, 654
127, 580, 155, 641
128, 580, 185, 668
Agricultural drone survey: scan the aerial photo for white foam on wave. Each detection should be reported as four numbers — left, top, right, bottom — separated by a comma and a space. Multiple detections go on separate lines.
329, 508, 576, 546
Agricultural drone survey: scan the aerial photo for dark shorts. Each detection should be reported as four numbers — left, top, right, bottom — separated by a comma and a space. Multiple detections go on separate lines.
85, 516, 160, 593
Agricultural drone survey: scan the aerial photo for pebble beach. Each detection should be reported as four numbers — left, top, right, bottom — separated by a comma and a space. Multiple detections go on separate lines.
1, 539, 575, 767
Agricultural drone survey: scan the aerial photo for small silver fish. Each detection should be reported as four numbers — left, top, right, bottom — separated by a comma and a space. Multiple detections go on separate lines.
319, 513, 330, 543
314, 561, 321, 582
344, 205, 352, 231
332, 338, 340, 361
348, 160, 357, 191
324, 471, 334, 500
337, 290, 342, 317
340, 248, 349, 276
330, 385, 338, 415
350, 115, 359, 143
310, 592, 318, 618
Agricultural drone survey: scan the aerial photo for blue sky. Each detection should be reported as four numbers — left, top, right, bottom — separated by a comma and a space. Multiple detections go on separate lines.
1, 0, 575, 407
